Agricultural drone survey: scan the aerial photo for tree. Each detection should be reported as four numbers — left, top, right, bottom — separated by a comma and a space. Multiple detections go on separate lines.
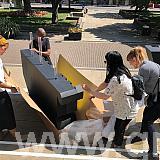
152, 0, 160, 3
51, 0, 63, 24
14, 0, 23, 8
21, 0, 64, 24
23, 0, 32, 12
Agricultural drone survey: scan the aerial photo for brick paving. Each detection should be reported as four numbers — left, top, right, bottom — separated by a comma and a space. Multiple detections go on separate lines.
2, 40, 133, 68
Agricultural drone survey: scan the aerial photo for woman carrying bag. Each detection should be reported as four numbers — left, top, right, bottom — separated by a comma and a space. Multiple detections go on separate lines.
83, 51, 139, 148
127, 46, 160, 160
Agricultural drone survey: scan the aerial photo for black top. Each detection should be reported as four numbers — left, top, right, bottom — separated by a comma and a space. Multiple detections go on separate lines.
32, 37, 52, 65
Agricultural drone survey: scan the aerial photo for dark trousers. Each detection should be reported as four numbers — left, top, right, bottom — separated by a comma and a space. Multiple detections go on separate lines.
0, 91, 16, 130
140, 95, 160, 153
113, 118, 131, 146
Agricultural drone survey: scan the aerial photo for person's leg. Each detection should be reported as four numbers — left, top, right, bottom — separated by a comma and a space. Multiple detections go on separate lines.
113, 118, 131, 147
140, 102, 160, 158
131, 106, 152, 143
141, 94, 160, 132
140, 107, 151, 133
146, 105, 160, 156
147, 118, 159, 160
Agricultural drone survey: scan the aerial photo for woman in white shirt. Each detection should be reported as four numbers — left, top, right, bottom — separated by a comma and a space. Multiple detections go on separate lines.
0, 36, 18, 139
83, 51, 137, 148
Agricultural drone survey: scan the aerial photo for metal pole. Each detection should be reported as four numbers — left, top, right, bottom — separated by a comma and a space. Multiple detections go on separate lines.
38, 37, 43, 63
29, 32, 33, 56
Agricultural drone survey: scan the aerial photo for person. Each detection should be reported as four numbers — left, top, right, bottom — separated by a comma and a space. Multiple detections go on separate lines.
9, 0, 14, 7
0, 35, 18, 140
127, 46, 160, 160
30, 28, 52, 65
83, 51, 138, 148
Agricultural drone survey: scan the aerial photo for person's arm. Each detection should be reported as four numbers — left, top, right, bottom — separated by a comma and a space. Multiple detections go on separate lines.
31, 48, 51, 57
30, 39, 40, 54
30, 38, 51, 57
31, 48, 39, 53
0, 82, 18, 93
138, 66, 150, 86
41, 38, 51, 57
96, 72, 112, 92
95, 81, 108, 92
41, 48, 51, 57
83, 76, 118, 100
0, 67, 18, 93
82, 84, 110, 100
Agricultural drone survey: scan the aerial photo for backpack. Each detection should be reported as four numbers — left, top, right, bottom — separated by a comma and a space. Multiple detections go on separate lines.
128, 75, 145, 100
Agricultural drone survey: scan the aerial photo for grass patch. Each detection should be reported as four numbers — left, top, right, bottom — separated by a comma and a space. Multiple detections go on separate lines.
0, 9, 18, 12
0, 9, 77, 33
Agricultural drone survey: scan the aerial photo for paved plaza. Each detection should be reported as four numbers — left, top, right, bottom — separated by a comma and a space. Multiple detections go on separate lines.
0, 6, 160, 160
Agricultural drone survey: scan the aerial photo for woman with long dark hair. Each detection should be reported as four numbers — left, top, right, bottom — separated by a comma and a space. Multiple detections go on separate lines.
83, 51, 138, 148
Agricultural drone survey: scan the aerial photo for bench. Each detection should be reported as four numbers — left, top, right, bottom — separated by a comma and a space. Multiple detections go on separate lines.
70, 12, 84, 17
0, 2, 10, 9
66, 16, 79, 20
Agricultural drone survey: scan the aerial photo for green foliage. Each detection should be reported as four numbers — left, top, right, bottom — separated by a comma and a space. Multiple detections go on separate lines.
0, 17, 20, 39
154, 0, 160, 3
0, 10, 71, 25
0, 10, 75, 34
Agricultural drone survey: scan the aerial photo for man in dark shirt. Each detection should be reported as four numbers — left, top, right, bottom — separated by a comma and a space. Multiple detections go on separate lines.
30, 28, 52, 65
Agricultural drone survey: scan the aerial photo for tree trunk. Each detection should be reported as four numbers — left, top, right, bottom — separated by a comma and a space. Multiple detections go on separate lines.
68, 0, 71, 11
15, 0, 23, 8
59, 2, 62, 9
23, 0, 31, 12
51, 0, 62, 24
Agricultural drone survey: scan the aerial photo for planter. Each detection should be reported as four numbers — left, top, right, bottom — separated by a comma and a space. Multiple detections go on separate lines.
70, 12, 84, 17
68, 32, 82, 40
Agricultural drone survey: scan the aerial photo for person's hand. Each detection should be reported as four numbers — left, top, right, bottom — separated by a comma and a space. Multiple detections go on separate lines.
10, 86, 19, 93
82, 84, 91, 92
30, 48, 36, 52
89, 95, 95, 99
30, 48, 39, 53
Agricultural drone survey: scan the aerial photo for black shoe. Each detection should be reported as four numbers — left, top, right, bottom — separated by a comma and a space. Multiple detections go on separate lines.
131, 136, 143, 144
96, 137, 108, 147
110, 141, 123, 149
